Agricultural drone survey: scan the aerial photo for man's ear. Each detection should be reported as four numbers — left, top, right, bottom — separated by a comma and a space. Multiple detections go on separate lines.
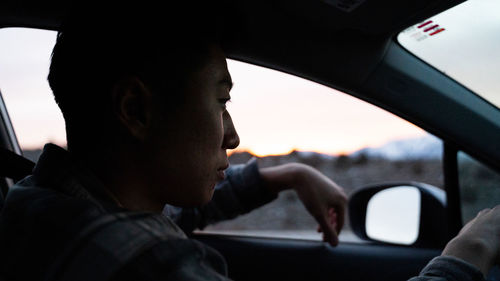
112, 76, 153, 140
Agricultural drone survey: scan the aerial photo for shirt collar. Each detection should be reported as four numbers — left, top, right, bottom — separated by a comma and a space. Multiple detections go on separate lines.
32, 143, 122, 211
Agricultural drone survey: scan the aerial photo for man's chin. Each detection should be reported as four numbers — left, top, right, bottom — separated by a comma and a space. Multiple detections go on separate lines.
163, 182, 216, 208
180, 189, 215, 208
201, 187, 216, 205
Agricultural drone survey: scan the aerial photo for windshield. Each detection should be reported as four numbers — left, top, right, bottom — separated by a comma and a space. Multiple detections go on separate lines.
397, 0, 500, 110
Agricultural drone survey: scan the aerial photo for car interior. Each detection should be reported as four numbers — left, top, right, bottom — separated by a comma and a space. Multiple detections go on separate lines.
1, 1, 499, 280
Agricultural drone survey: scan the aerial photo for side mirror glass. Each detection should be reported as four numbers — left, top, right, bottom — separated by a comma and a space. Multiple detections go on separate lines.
365, 186, 421, 245
349, 182, 447, 248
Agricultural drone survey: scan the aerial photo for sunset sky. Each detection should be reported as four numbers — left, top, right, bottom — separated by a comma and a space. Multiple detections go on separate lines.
2, 1, 497, 156
226, 60, 426, 156
0, 28, 428, 156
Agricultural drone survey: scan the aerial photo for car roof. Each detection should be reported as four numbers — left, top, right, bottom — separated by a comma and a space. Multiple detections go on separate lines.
1, 0, 499, 172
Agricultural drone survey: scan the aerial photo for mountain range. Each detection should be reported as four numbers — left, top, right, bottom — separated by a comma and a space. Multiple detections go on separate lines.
350, 134, 442, 160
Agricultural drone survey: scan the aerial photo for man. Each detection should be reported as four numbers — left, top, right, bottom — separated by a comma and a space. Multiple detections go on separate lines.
0, 2, 498, 281
0, 3, 346, 280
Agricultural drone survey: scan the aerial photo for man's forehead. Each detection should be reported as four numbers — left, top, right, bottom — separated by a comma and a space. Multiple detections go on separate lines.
205, 45, 232, 88
217, 61, 233, 90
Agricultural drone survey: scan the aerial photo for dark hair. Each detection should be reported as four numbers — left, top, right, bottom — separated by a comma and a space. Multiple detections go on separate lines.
48, 2, 236, 151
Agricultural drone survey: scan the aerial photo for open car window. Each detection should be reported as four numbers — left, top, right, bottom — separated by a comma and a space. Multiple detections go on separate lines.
1, 27, 445, 244
200, 60, 445, 242
0, 28, 64, 161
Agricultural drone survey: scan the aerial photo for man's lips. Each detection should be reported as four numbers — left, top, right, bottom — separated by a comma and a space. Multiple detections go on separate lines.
216, 170, 226, 181
216, 163, 229, 181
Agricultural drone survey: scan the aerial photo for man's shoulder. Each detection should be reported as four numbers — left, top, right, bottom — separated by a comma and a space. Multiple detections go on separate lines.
2, 178, 107, 231
0, 179, 187, 280
52, 211, 191, 281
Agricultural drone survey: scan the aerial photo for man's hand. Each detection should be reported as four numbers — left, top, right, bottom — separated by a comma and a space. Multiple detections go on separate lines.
442, 206, 500, 276
259, 163, 347, 246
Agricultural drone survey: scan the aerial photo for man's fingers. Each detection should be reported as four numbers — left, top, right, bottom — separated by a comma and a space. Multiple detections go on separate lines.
334, 198, 346, 232
316, 213, 339, 247
317, 207, 344, 246
328, 206, 344, 235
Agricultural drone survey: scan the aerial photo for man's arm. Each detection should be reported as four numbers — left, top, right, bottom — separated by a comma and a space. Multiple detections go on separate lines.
258, 162, 347, 246
164, 158, 347, 246
440, 206, 500, 277
163, 158, 278, 233
408, 256, 485, 281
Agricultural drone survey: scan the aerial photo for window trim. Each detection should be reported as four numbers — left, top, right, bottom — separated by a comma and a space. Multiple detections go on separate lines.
443, 142, 462, 238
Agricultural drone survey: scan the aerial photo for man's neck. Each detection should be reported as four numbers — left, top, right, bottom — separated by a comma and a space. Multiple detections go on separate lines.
69, 145, 164, 213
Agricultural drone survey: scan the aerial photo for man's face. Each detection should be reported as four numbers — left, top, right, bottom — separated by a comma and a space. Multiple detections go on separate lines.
144, 44, 240, 208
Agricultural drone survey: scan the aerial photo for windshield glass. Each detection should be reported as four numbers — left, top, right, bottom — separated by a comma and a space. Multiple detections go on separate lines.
397, 0, 500, 110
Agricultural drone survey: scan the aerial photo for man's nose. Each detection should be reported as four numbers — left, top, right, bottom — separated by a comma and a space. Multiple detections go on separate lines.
222, 111, 240, 149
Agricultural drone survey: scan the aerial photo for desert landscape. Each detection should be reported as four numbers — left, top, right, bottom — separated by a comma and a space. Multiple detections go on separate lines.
203, 147, 443, 240
21, 135, 500, 243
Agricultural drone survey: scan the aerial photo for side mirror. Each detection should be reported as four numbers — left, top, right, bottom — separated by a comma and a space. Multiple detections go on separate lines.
349, 182, 448, 248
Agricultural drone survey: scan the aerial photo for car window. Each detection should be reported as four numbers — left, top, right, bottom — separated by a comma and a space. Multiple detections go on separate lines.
458, 151, 500, 224
200, 59, 444, 242
0, 27, 444, 243
0, 28, 64, 162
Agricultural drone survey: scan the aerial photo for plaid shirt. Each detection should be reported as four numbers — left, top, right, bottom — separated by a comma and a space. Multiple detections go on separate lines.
0, 144, 483, 281
0, 144, 276, 281
409, 256, 485, 281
